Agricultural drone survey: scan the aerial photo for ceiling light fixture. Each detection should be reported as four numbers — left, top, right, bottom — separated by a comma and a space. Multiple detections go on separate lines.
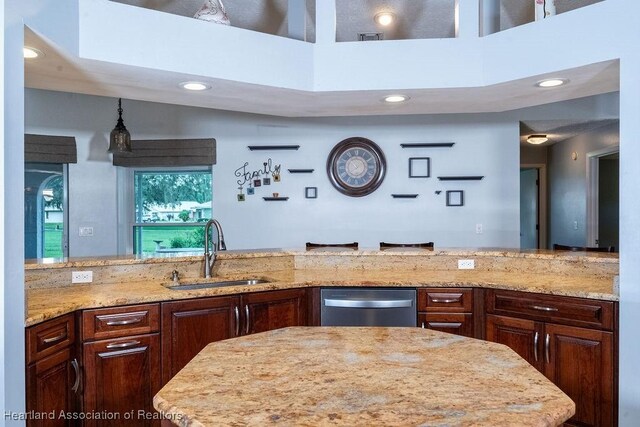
535, 78, 568, 88
23, 46, 43, 59
527, 134, 548, 144
179, 81, 211, 91
374, 12, 396, 26
383, 95, 409, 103
108, 98, 132, 153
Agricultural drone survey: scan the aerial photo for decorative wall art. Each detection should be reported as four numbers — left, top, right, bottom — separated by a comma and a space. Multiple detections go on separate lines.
446, 190, 464, 207
234, 158, 282, 201
194, 0, 231, 25
305, 187, 317, 199
408, 157, 431, 178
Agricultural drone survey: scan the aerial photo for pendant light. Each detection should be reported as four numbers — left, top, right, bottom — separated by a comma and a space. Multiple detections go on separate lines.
108, 98, 132, 153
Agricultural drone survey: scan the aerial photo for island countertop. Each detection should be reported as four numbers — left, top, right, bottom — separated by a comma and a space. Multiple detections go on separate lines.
153, 327, 575, 426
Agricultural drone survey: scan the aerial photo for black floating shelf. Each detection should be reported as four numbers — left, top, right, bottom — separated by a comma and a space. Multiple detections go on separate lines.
400, 143, 455, 148
391, 194, 419, 199
437, 176, 484, 181
287, 169, 314, 173
263, 197, 289, 201
248, 145, 300, 151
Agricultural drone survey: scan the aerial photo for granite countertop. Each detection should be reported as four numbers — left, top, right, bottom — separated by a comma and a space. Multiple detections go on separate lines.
153, 327, 575, 426
25, 268, 617, 327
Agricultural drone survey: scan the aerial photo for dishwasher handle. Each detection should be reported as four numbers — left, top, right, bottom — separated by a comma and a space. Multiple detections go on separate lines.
323, 298, 414, 309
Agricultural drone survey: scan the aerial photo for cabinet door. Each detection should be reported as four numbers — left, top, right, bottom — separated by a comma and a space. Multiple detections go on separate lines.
161, 296, 239, 383
242, 289, 308, 335
419, 313, 474, 337
545, 323, 614, 427
486, 314, 543, 371
83, 334, 161, 426
27, 347, 79, 427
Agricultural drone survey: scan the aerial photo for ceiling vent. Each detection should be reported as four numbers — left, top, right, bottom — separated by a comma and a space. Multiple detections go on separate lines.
358, 32, 384, 41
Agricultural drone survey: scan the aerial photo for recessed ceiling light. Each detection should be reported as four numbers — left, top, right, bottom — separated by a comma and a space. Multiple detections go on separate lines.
374, 12, 396, 26
535, 78, 568, 88
527, 134, 549, 144
179, 81, 211, 91
383, 95, 409, 103
23, 47, 43, 59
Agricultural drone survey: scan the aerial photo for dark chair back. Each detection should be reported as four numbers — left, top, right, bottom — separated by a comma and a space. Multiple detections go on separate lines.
380, 242, 434, 249
552, 243, 615, 253
306, 242, 358, 249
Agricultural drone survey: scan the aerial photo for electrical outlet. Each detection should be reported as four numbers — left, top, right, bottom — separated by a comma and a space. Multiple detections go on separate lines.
573, 221, 578, 230
79, 227, 94, 237
72, 271, 93, 283
458, 259, 475, 270
475, 224, 483, 234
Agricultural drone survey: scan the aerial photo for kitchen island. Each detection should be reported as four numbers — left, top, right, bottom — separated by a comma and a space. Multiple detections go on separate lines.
153, 326, 575, 426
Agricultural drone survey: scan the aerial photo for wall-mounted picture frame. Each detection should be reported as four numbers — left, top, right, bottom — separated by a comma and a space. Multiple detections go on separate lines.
237, 194, 246, 202
253, 179, 262, 187
263, 177, 271, 185
446, 190, 464, 207
409, 157, 431, 178
305, 187, 318, 199
247, 187, 255, 195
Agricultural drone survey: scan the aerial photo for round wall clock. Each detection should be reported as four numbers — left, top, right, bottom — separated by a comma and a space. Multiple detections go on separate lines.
326, 137, 387, 197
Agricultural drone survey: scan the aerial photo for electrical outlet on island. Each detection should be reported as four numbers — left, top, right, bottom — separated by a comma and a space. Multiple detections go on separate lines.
72, 271, 93, 283
458, 259, 475, 270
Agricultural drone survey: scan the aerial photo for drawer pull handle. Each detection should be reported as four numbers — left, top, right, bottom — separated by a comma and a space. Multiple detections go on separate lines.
431, 298, 460, 304
531, 305, 558, 312
106, 340, 140, 349
71, 358, 81, 394
245, 305, 250, 335
533, 332, 539, 362
428, 322, 462, 328
421, 322, 425, 329
42, 332, 66, 344
105, 318, 143, 326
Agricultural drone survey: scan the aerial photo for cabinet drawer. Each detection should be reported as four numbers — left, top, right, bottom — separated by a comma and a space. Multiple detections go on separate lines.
82, 303, 160, 340
486, 290, 614, 331
417, 288, 473, 312
26, 313, 75, 364
418, 312, 474, 337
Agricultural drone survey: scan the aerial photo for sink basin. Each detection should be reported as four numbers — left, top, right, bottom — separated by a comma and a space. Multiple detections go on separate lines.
167, 279, 270, 291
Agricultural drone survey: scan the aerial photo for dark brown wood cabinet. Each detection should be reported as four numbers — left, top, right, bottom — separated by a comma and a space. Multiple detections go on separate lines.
485, 290, 616, 427
161, 289, 308, 384
161, 296, 239, 383
418, 288, 474, 337
26, 313, 80, 427
81, 304, 162, 426
242, 289, 308, 335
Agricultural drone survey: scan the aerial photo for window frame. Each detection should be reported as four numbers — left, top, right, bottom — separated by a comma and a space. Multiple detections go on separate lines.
117, 166, 213, 256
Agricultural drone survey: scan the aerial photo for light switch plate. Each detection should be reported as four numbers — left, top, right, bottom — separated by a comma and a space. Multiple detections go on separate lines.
79, 226, 94, 237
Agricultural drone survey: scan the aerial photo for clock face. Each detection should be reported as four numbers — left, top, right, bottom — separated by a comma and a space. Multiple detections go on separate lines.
327, 137, 386, 197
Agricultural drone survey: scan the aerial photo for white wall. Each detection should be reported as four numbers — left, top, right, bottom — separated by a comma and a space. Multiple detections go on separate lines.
26, 89, 522, 252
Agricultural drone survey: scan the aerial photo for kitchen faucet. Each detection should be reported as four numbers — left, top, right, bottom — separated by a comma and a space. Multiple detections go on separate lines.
203, 219, 226, 278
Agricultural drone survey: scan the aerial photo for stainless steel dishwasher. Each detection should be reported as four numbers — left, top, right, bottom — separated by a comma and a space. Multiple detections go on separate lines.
320, 288, 417, 327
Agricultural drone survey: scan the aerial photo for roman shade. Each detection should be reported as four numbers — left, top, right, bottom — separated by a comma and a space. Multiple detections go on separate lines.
112, 138, 216, 167
25, 134, 77, 164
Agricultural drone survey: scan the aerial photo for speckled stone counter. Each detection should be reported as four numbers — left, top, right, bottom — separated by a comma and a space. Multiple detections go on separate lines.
24, 248, 619, 326
153, 327, 575, 426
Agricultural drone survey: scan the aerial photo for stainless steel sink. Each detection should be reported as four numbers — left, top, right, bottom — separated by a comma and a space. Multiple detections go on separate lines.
167, 279, 270, 291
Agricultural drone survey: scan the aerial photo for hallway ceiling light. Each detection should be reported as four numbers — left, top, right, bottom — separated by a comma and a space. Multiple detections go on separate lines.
527, 134, 548, 144
179, 81, 211, 91
23, 47, 43, 59
535, 78, 568, 88
374, 12, 396, 26
383, 95, 409, 103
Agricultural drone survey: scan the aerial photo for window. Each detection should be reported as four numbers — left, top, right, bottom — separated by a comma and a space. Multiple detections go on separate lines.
131, 169, 212, 256
25, 163, 68, 259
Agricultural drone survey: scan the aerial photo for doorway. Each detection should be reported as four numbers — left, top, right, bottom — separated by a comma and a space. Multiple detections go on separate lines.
586, 147, 619, 251
520, 168, 539, 249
